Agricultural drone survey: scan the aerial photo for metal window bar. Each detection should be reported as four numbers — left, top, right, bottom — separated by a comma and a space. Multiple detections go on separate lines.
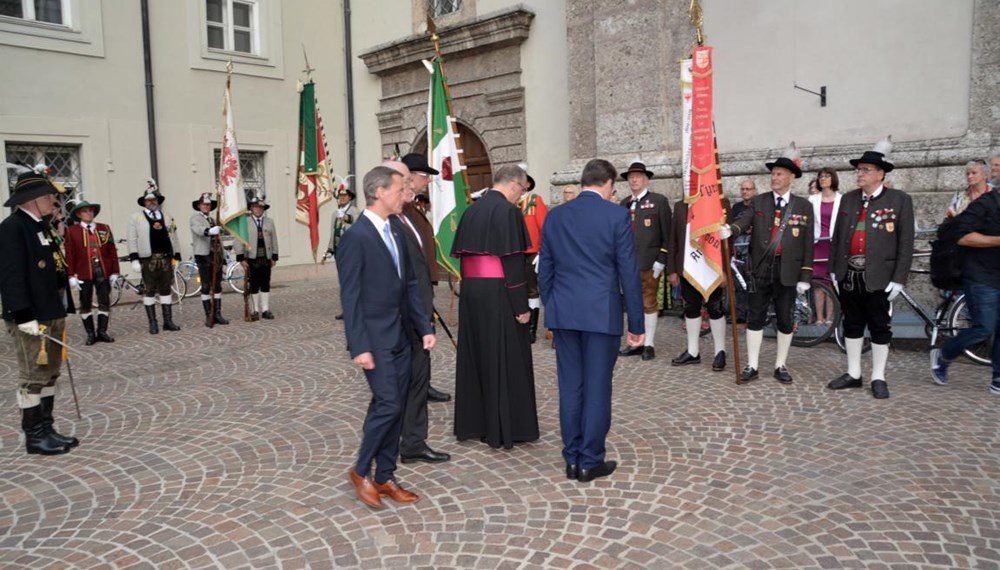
213, 149, 265, 204
5, 142, 82, 219
429, 0, 461, 17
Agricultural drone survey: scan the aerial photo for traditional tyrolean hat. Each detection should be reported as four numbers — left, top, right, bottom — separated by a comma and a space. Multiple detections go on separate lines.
765, 142, 803, 178
137, 186, 165, 207
248, 193, 270, 210
517, 162, 536, 191
4, 171, 60, 207
849, 135, 894, 173
69, 200, 102, 220
191, 192, 218, 211
620, 160, 654, 180
401, 153, 440, 176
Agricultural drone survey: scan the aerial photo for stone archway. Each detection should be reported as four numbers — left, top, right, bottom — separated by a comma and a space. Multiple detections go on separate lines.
412, 123, 493, 192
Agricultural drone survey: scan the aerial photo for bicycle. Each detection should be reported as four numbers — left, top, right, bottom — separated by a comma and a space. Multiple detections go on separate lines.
110, 255, 187, 306
728, 241, 839, 347
832, 249, 991, 366
176, 241, 246, 297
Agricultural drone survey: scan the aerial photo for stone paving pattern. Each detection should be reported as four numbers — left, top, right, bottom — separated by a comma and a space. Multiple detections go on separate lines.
1, 277, 998, 569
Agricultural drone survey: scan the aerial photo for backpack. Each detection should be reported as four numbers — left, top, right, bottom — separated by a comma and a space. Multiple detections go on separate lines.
930, 217, 964, 290
930, 190, 1000, 290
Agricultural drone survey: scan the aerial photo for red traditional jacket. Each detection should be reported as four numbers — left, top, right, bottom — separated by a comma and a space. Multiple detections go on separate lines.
65, 222, 121, 280
520, 193, 548, 254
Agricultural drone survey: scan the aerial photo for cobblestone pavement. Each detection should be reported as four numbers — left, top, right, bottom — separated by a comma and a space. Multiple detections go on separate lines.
1, 277, 998, 569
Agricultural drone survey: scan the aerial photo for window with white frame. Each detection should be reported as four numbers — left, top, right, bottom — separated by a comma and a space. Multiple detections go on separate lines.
429, 0, 462, 17
206, 0, 257, 54
213, 149, 265, 204
0, 0, 69, 25
5, 142, 83, 218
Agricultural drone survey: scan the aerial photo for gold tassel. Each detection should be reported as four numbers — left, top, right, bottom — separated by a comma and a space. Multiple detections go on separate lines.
37, 337, 48, 366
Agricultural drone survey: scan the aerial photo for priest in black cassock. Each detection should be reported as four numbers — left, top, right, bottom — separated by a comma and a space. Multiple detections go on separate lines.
451, 164, 540, 449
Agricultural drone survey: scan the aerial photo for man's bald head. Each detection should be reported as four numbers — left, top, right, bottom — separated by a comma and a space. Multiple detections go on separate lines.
382, 160, 415, 203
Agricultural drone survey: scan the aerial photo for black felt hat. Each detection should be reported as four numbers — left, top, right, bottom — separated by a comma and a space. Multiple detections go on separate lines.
4, 172, 59, 207
191, 192, 218, 211
620, 161, 654, 180
401, 153, 440, 175
765, 157, 803, 178
137, 188, 165, 207
849, 135, 895, 173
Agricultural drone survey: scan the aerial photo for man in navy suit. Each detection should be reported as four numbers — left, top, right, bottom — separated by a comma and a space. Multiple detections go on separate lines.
336, 166, 436, 509
539, 159, 645, 482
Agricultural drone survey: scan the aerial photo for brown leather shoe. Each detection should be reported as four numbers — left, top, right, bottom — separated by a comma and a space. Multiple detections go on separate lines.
349, 469, 385, 510
373, 479, 421, 504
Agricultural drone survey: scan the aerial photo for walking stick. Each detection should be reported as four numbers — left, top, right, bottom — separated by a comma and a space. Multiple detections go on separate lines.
432, 308, 457, 349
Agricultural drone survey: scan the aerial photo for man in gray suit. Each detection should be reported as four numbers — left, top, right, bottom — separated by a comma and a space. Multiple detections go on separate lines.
127, 183, 182, 334
189, 192, 229, 326
234, 194, 279, 320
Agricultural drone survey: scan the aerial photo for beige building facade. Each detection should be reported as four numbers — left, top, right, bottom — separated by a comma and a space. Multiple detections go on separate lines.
2, 0, 997, 267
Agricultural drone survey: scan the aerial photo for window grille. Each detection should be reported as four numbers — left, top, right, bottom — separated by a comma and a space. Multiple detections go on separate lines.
213, 149, 265, 204
5, 142, 82, 219
429, 0, 461, 18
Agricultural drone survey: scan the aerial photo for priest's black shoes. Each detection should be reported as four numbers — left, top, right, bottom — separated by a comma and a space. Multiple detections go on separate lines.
871, 379, 890, 399
641, 346, 655, 361
427, 386, 451, 402
828, 373, 863, 390
740, 366, 758, 383
619, 346, 643, 357
671, 351, 700, 366
577, 461, 617, 482
565, 464, 578, 480
400, 446, 451, 464
712, 351, 726, 371
773, 366, 793, 384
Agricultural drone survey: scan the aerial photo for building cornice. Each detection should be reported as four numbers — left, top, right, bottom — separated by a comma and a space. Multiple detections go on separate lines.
359, 6, 534, 76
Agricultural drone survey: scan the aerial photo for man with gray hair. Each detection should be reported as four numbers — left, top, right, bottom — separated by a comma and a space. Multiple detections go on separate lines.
338, 165, 436, 509
451, 164, 539, 450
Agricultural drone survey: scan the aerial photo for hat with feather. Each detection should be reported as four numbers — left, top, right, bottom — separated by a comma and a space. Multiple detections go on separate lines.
137, 178, 166, 207
3, 163, 60, 207
765, 142, 804, 178
191, 192, 218, 211
849, 135, 894, 173
248, 192, 270, 210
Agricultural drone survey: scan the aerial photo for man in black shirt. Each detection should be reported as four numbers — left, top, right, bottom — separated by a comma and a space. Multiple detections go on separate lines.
931, 187, 1000, 395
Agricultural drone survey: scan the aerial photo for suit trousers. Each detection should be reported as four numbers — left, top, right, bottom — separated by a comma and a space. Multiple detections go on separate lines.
399, 329, 430, 455
747, 257, 796, 334
553, 329, 618, 470
79, 272, 111, 313
356, 335, 412, 484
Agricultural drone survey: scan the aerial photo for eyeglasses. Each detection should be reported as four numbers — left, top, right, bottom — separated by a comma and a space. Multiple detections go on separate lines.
855, 167, 880, 174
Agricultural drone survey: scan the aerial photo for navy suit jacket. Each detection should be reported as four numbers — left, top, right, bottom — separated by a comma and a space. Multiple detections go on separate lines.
539, 191, 645, 336
336, 213, 432, 359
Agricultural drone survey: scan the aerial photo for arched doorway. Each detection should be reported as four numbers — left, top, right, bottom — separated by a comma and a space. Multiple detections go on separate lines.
412, 123, 493, 192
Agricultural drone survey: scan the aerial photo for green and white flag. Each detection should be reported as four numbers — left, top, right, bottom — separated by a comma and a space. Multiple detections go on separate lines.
427, 57, 469, 278
218, 74, 249, 246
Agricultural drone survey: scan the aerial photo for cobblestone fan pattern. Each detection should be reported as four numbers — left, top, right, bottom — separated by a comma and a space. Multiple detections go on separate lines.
1, 279, 998, 569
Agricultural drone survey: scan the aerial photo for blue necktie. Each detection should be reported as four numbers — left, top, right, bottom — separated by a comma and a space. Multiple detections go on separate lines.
382, 223, 400, 277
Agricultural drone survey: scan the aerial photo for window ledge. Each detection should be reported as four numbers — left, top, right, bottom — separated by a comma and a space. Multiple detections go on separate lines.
0, 3, 104, 57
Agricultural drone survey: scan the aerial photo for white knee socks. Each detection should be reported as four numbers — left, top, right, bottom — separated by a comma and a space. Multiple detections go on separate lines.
644, 313, 657, 347
775, 332, 793, 368
685, 317, 701, 357
871, 343, 890, 381
746, 329, 763, 369
846, 337, 864, 379
710, 317, 726, 356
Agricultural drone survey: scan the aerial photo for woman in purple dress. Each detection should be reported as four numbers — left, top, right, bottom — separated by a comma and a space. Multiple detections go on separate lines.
808, 168, 841, 325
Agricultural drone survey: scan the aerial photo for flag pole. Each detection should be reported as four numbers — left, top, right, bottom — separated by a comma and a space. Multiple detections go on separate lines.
209, 60, 234, 328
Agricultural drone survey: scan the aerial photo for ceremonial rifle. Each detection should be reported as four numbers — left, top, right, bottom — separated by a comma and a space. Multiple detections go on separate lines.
243, 262, 253, 321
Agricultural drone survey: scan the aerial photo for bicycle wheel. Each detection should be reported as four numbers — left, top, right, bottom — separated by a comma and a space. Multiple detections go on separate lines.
226, 262, 245, 293
946, 294, 992, 366
176, 261, 201, 298
110, 278, 125, 307
790, 281, 837, 347
171, 270, 187, 303
834, 321, 872, 355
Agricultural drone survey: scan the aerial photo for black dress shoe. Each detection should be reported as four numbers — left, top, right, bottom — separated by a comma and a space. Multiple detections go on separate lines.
577, 460, 617, 482
740, 366, 758, 383
712, 351, 726, 371
400, 447, 451, 464
619, 346, 643, 357
566, 464, 578, 480
261, 310, 275, 320
641, 346, 655, 361
427, 386, 451, 402
671, 350, 701, 366
828, 373, 863, 390
335, 313, 344, 320
871, 379, 890, 399
773, 366, 793, 384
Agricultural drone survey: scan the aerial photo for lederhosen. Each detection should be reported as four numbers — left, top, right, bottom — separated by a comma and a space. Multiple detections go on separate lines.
78, 224, 112, 312
141, 212, 174, 296
249, 217, 271, 294
747, 198, 797, 334
195, 214, 225, 295
839, 196, 892, 345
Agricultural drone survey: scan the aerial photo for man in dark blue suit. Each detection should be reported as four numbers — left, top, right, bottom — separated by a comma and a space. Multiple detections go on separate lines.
539, 159, 645, 482
336, 166, 436, 509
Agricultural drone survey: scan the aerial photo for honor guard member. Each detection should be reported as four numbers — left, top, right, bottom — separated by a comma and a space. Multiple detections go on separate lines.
618, 160, 671, 360
1, 170, 79, 455
516, 164, 548, 344
667, 195, 731, 371
190, 192, 229, 326
827, 137, 914, 399
65, 200, 121, 344
721, 143, 814, 384
127, 183, 182, 334
326, 185, 359, 259
235, 193, 279, 320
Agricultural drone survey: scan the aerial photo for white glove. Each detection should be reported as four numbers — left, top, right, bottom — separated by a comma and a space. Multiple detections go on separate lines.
17, 320, 40, 336
208, 226, 222, 236
68, 276, 81, 291
131, 260, 142, 273
719, 224, 733, 239
532, 254, 540, 274
884, 281, 904, 302
652, 261, 665, 279
796, 281, 811, 295
337, 209, 346, 219
109, 274, 120, 286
